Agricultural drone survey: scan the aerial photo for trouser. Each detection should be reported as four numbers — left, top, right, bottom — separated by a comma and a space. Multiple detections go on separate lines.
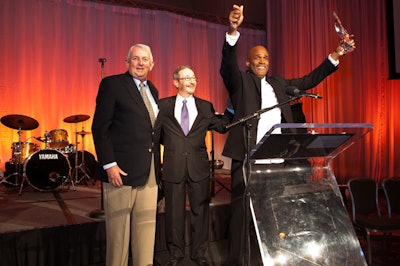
104, 157, 158, 266
164, 177, 210, 261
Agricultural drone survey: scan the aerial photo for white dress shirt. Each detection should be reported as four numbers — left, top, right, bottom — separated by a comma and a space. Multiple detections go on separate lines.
174, 94, 198, 132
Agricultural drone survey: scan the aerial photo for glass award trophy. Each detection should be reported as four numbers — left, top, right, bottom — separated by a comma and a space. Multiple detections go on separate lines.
333, 11, 355, 54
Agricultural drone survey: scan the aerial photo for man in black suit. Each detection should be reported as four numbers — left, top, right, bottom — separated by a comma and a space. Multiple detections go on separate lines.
156, 65, 232, 266
221, 5, 356, 265
92, 44, 160, 266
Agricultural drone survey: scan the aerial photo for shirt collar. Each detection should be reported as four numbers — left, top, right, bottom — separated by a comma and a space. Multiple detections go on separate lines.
176, 94, 194, 103
133, 78, 147, 89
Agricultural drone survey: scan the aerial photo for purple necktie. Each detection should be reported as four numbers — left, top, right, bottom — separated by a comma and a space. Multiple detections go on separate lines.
181, 99, 189, 135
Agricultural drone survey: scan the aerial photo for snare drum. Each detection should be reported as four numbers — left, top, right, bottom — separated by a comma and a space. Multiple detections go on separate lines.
11, 142, 38, 164
49, 129, 69, 149
56, 144, 76, 154
24, 149, 71, 191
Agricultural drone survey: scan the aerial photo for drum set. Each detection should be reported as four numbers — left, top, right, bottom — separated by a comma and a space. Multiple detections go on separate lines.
0, 114, 97, 194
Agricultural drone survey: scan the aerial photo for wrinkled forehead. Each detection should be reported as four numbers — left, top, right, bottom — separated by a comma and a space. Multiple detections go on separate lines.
179, 68, 195, 77
131, 46, 150, 58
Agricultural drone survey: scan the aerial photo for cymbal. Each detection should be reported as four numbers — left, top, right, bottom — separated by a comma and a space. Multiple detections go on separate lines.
1, 114, 39, 130
75, 130, 91, 135
63, 114, 90, 123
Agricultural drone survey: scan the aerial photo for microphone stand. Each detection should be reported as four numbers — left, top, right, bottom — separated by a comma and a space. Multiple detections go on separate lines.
89, 58, 107, 219
225, 95, 301, 266
225, 95, 301, 130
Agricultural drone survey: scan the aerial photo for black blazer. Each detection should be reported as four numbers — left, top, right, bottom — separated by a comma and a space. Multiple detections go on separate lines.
155, 96, 232, 183
92, 71, 160, 187
220, 41, 338, 161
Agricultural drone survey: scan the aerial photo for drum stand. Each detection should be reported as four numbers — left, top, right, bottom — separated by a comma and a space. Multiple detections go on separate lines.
1, 129, 23, 187
0, 114, 39, 194
17, 130, 28, 195
59, 131, 76, 191
2, 158, 22, 187
62, 172, 76, 191
73, 127, 92, 185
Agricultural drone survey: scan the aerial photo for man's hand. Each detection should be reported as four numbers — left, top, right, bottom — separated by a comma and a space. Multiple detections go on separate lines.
331, 37, 356, 60
228, 4, 244, 35
106, 164, 127, 187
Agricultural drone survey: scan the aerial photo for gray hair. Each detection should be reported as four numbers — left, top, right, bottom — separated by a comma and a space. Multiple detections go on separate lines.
173, 65, 192, 80
126, 44, 154, 62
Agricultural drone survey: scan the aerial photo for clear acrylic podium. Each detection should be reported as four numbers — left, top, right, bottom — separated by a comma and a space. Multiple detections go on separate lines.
247, 123, 372, 266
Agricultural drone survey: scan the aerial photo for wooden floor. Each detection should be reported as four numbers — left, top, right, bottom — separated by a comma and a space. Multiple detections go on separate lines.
1, 169, 399, 265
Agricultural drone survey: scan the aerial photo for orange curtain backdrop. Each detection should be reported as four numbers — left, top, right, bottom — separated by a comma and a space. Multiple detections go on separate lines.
0, 0, 266, 171
1, 0, 400, 185
266, 0, 400, 183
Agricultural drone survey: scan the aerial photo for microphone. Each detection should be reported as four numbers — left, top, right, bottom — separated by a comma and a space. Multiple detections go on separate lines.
285, 86, 322, 99
98, 58, 107, 63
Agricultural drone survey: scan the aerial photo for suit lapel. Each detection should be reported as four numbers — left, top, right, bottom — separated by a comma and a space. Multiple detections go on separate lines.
165, 96, 183, 132
166, 96, 204, 136
192, 98, 204, 127
147, 80, 159, 104
189, 97, 207, 135
123, 72, 154, 121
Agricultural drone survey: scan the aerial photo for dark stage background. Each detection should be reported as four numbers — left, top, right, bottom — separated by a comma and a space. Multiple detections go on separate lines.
1, 0, 400, 184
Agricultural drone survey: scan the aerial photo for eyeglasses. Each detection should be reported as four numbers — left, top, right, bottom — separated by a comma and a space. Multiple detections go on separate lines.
178, 77, 197, 82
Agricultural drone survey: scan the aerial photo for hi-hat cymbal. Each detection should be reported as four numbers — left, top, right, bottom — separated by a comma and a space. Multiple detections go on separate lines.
63, 114, 90, 123
1, 114, 39, 130
75, 130, 91, 135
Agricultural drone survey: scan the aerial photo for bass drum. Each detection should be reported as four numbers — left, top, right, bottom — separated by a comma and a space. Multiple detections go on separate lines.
24, 149, 71, 191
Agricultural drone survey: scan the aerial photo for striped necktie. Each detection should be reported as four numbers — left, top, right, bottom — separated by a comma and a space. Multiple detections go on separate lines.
139, 82, 156, 127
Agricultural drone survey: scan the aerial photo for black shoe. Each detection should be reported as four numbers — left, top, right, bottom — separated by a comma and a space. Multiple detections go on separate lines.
193, 257, 209, 266
153, 259, 162, 266
165, 257, 184, 266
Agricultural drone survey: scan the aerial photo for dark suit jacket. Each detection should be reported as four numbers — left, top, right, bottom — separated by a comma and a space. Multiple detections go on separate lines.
91, 71, 160, 187
220, 41, 338, 161
156, 96, 232, 183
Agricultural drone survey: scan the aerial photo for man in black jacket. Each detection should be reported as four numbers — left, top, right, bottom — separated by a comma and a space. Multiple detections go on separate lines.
156, 65, 232, 266
221, 4, 356, 265
92, 43, 160, 266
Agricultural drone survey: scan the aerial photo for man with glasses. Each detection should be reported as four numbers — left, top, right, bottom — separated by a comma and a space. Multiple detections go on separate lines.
155, 65, 232, 266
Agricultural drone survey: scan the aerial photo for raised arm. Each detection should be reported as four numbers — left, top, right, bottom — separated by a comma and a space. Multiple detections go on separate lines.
228, 4, 244, 36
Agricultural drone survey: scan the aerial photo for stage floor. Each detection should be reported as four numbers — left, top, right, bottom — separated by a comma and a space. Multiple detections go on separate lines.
0, 169, 231, 234
1, 169, 399, 266
0, 169, 232, 266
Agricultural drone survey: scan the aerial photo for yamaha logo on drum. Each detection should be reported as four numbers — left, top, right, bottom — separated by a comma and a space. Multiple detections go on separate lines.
39, 153, 59, 160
